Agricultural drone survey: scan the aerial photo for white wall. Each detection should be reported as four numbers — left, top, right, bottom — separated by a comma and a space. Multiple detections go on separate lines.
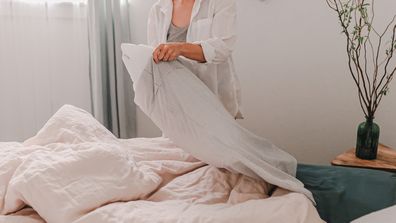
128, 0, 396, 164
0, 1, 92, 142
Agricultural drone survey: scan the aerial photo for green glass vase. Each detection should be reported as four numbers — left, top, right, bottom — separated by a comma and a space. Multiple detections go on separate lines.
355, 117, 380, 160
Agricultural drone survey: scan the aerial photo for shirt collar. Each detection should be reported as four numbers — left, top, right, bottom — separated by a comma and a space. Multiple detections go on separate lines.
158, 0, 203, 13
158, 0, 172, 12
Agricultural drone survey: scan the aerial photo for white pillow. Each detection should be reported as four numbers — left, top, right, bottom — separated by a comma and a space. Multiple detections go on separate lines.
121, 44, 153, 85
351, 205, 396, 223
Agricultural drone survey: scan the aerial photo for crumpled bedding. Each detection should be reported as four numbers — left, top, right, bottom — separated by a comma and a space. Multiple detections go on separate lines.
121, 44, 314, 201
0, 105, 324, 223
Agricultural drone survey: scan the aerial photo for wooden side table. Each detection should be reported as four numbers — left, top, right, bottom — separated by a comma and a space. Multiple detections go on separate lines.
332, 144, 396, 172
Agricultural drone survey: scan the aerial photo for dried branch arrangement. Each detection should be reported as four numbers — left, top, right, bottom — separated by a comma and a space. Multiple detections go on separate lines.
326, 0, 396, 119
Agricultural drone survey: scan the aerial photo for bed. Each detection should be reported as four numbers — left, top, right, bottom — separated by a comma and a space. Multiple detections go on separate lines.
0, 105, 323, 223
1, 105, 396, 223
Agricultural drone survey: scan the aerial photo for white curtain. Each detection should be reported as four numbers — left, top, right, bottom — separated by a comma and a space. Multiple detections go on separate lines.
0, 0, 92, 141
0, 0, 136, 141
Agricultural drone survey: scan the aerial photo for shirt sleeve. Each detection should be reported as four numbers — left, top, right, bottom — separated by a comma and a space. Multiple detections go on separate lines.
194, 0, 237, 64
147, 5, 159, 47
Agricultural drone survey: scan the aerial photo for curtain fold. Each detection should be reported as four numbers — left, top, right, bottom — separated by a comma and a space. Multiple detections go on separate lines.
87, 0, 136, 138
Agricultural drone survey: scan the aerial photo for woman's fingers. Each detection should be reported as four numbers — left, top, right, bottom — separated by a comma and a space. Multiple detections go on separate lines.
153, 48, 159, 63
157, 46, 167, 61
163, 49, 174, 62
153, 44, 180, 63
153, 44, 163, 63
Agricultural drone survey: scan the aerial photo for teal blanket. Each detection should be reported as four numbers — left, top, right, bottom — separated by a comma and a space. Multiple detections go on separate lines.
297, 164, 396, 223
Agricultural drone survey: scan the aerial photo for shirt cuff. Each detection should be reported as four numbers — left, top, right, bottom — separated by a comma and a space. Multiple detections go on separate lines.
193, 40, 216, 64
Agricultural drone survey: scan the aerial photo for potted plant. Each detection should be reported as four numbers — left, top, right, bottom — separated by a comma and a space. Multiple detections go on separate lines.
326, 0, 396, 160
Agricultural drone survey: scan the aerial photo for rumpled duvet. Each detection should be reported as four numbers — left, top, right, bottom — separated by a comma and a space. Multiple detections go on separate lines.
121, 44, 314, 201
0, 105, 324, 223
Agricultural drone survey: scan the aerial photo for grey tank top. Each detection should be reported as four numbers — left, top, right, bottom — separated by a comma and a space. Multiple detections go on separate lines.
167, 23, 188, 42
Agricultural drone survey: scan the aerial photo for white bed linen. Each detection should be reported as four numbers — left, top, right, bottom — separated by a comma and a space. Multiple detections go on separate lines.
352, 205, 396, 223
0, 105, 324, 223
121, 43, 314, 202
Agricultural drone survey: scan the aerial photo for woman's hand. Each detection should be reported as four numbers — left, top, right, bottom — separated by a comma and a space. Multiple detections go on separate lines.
153, 43, 184, 64
153, 43, 206, 64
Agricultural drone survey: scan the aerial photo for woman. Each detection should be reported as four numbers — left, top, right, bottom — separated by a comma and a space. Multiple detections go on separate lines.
123, 0, 314, 203
147, 0, 243, 119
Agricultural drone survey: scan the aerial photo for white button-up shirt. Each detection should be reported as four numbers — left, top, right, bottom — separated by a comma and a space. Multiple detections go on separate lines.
147, 0, 243, 118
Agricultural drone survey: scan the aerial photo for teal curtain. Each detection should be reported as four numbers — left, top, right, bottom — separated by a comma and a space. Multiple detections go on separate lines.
87, 0, 136, 138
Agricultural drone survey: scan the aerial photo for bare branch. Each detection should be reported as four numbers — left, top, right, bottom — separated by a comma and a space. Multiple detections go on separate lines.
326, 0, 396, 117
374, 67, 396, 113
333, 0, 370, 108
375, 24, 396, 96
326, 0, 337, 11
363, 38, 372, 94
380, 15, 396, 37
358, 89, 369, 117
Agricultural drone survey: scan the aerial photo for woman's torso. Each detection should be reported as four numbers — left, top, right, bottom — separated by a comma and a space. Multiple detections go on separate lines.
167, 23, 188, 43
148, 0, 243, 119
